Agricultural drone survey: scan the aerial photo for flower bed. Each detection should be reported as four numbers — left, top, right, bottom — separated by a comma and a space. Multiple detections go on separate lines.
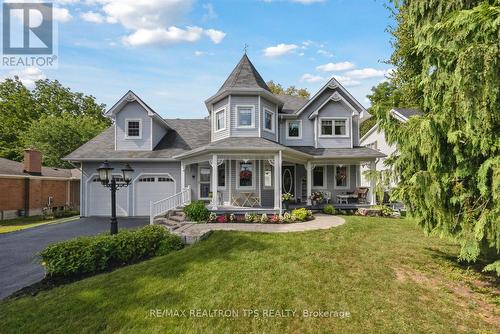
205, 209, 314, 224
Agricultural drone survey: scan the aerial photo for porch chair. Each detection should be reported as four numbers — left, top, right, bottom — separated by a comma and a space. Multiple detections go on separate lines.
355, 187, 369, 204
322, 191, 332, 204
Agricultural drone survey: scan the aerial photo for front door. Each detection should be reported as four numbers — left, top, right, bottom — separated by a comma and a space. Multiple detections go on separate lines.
282, 166, 295, 197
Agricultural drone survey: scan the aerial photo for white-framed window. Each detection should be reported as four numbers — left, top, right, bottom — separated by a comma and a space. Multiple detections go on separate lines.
319, 118, 349, 137
218, 162, 226, 188
125, 119, 142, 139
214, 108, 226, 132
199, 167, 211, 199
236, 105, 255, 128
286, 120, 302, 139
312, 165, 327, 189
263, 108, 274, 132
237, 160, 254, 189
334, 165, 350, 189
264, 161, 273, 188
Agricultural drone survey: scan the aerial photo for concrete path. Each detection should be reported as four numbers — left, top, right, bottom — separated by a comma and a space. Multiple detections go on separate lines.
0, 217, 148, 300
173, 214, 345, 244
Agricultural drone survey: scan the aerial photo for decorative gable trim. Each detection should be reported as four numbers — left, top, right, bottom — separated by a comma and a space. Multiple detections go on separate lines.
295, 77, 366, 117
308, 91, 359, 119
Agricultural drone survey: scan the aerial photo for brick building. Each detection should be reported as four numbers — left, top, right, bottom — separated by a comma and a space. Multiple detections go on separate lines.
0, 149, 80, 220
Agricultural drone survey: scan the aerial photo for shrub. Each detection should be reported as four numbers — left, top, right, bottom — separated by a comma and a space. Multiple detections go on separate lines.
291, 208, 310, 221
156, 233, 183, 256
183, 201, 210, 222
323, 204, 336, 215
40, 225, 181, 278
370, 205, 394, 217
208, 212, 217, 223
270, 214, 281, 223
216, 215, 227, 223
260, 213, 269, 223
53, 209, 80, 218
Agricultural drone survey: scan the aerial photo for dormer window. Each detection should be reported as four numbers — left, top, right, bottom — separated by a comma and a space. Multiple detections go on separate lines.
126, 119, 141, 139
214, 108, 226, 132
237, 105, 255, 128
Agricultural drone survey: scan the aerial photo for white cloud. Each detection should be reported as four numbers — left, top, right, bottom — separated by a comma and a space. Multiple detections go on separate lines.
300, 73, 325, 83
80, 11, 105, 23
333, 75, 360, 87
7, 67, 45, 88
292, 0, 325, 3
344, 68, 390, 79
316, 61, 355, 72
122, 26, 204, 46
204, 29, 226, 44
317, 49, 333, 57
194, 50, 214, 56
53, 7, 72, 22
263, 43, 298, 57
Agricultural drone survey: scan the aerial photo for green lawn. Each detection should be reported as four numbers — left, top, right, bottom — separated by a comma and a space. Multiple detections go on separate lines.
0, 215, 79, 234
0, 217, 498, 333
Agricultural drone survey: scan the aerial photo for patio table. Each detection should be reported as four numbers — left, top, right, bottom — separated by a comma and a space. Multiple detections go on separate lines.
336, 194, 357, 204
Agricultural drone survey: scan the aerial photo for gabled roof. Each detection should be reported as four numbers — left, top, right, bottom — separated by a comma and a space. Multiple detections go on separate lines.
0, 157, 79, 178
64, 119, 210, 161
217, 54, 271, 93
390, 108, 423, 122
294, 77, 367, 117
105, 90, 170, 128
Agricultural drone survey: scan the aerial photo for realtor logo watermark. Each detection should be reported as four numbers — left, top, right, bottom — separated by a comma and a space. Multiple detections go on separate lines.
2, 2, 58, 68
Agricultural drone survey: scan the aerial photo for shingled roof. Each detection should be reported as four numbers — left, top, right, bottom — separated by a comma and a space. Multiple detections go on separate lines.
0, 157, 79, 178
217, 54, 271, 93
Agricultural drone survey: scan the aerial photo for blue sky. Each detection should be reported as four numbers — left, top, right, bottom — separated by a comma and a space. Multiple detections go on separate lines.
1, 0, 395, 118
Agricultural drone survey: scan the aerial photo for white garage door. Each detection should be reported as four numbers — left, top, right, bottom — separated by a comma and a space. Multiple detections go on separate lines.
88, 176, 128, 216
135, 175, 176, 216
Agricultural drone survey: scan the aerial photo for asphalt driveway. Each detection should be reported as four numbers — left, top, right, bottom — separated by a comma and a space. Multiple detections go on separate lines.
0, 217, 148, 300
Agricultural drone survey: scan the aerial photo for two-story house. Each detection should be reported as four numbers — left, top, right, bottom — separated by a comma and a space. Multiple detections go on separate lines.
65, 54, 384, 219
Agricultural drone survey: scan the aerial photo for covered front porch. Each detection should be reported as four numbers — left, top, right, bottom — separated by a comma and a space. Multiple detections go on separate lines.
179, 150, 378, 213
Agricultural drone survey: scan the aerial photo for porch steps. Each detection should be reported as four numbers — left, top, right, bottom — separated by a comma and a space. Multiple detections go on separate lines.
153, 208, 211, 245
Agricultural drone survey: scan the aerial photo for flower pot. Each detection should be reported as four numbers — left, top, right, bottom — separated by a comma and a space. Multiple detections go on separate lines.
283, 200, 290, 211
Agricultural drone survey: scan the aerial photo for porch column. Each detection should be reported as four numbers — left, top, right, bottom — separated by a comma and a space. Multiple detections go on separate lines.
273, 153, 280, 210
306, 161, 312, 205
369, 160, 376, 205
278, 151, 283, 213
211, 154, 218, 209
180, 161, 185, 190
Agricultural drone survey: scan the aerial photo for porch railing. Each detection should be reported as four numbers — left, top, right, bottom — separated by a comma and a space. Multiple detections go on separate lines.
149, 186, 191, 224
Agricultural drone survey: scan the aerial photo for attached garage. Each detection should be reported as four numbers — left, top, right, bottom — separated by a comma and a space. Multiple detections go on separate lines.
88, 176, 128, 216
134, 174, 176, 216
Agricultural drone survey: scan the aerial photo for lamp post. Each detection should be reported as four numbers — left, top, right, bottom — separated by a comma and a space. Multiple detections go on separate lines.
97, 161, 134, 234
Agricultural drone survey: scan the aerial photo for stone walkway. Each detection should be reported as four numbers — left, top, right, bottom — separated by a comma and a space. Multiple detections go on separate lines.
170, 214, 345, 244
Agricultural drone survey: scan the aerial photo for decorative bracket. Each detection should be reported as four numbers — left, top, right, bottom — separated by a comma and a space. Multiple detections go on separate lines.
267, 159, 275, 167
208, 159, 224, 167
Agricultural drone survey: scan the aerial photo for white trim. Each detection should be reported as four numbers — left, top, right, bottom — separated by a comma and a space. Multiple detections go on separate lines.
236, 160, 256, 190
214, 107, 227, 133
150, 119, 153, 150
360, 123, 379, 143
236, 105, 256, 128
389, 109, 409, 123
286, 119, 302, 140
131, 172, 177, 216
319, 117, 350, 138
314, 118, 318, 148
275, 104, 279, 142
125, 119, 142, 139
263, 107, 275, 133
258, 96, 261, 137
311, 165, 327, 190
228, 95, 232, 137
333, 165, 350, 190
114, 122, 117, 150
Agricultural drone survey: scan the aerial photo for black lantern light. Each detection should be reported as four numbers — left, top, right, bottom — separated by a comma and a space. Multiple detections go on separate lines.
96, 161, 134, 234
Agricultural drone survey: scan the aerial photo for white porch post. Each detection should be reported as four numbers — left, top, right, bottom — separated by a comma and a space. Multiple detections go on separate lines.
273, 153, 280, 210
211, 154, 218, 209
278, 150, 283, 213
180, 161, 185, 190
369, 160, 376, 205
306, 161, 312, 205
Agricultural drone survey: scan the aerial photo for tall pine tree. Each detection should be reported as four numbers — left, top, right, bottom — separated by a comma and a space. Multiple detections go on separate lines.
377, 1, 500, 273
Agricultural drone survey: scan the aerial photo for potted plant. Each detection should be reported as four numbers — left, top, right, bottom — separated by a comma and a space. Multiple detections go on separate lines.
282, 192, 294, 211
310, 191, 324, 206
